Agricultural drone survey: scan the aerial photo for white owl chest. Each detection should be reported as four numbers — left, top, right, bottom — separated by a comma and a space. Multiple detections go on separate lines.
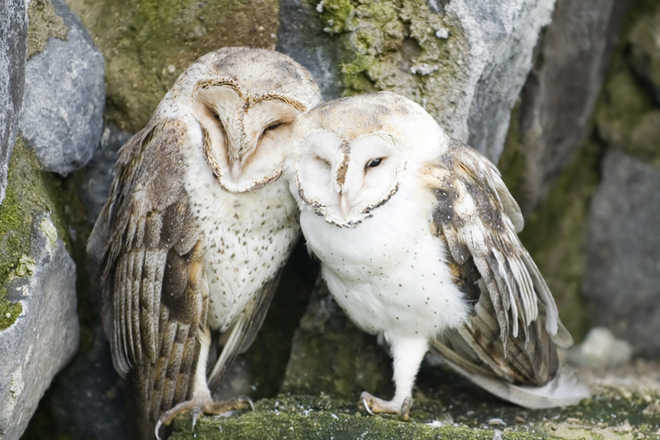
300, 188, 468, 340
183, 154, 299, 332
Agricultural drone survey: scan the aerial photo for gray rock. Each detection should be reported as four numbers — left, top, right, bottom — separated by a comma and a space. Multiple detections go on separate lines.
277, 0, 343, 99
628, 3, 660, 105
0, 0, 27, 204
0, 213, 79, 440
41, 326, 129, 440
568, 327, 633, 369
511, 0, 626, 212
584, 151, 660, 357
450, 0, 554, 162
80, 124, 132, 224
19, 0, 104, 176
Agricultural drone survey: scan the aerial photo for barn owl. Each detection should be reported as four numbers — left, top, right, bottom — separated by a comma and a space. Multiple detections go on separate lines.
287, 92, 589, 419
88, 47, 320, 439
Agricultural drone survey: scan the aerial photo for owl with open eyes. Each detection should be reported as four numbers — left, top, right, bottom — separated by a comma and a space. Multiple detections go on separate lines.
88, 47, 320, 439
287, 92, 589, 419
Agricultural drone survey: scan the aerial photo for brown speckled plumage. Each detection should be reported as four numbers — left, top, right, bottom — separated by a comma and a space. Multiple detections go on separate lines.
88, 48, 320, 439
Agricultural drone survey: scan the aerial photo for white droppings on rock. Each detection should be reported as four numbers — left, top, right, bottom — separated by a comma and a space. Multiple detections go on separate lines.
568, 327, 633, 368
410, 63, 439, 76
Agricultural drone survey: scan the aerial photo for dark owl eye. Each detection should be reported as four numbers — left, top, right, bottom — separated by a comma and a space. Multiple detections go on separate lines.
264, 121, 283, 133
365, 158, 384, 169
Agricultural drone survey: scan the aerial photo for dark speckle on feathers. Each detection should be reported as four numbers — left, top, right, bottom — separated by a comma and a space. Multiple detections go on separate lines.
429, 141, 567, 389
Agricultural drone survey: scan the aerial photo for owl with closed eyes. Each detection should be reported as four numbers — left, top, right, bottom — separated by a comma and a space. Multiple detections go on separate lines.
287, 92, 589, 419
88, 47, 320, 439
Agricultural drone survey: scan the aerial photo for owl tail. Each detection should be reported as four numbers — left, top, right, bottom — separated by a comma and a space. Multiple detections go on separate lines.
437, 355, 590, 409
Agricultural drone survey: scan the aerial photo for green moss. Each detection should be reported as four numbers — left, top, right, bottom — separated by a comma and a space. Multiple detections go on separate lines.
318, 0, 355, 33
27, 0, 69, 58
65, 0, 280, 131
314, 0, 468, 122
170, 389, 660, 439
0, 138, 73, 329
170, 395, 558, 440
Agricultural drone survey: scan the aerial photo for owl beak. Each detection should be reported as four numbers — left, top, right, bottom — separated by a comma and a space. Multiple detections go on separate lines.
339, 191, 351, 218
231, 161, 242, 180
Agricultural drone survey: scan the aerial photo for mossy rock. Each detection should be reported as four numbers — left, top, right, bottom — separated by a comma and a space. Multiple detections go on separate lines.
169, 383, 660, 439
27, 0, 69, 59
0, 138, 73, 329
64, 0, 280, 132
313, 0, 469, 128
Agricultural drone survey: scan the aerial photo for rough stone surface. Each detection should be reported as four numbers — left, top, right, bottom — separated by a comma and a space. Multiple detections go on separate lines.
584, 151, 660, 357
20, 0, 105, 176
0, 213, 79, 440
65, 0, 280, 132
28, 326, 129, 440
281, 280, 392, 400
453, 0, 555, 161
500, 0, 625, 213
628, 3, 660, 104
277, 0, 343, 99
78, 123, 131, 224
307, 0, 554, 163
171, 373, 660, 440
0, 0, 27, 204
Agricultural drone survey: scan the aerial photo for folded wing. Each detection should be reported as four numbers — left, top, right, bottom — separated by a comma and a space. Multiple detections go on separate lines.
422, 141, 586, 407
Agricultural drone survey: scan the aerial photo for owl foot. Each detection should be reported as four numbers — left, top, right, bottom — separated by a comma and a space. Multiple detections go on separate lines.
359, 391, 413, 421
155, 396, 254, 439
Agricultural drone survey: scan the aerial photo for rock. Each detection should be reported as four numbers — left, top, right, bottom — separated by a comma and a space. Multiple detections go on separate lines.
169, 389, 660, 439
584, 151, 660, 357
277, 0, 343, 99
78, 123, 132, 224
500, 0, 627, 213
281, 280, 392, 400
32, 326, 129, 440
568, 327, 633, 368
307, 0, 554, 162
19, 0, 105, 176
628, 3, 660, 104
65, 0, 280, 132
0, 0, 27, 204
596, 69, 660, 167
0, 213, 78, 440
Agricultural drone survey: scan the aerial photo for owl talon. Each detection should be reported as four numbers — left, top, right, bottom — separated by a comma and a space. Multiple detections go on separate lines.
362, 397, 375, 416
400, 397, 413, 421
359, 391, 412, 420
154, 397, 252, 439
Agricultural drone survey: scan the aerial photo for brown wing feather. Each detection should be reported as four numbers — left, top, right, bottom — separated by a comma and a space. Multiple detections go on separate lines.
89, 119, 205, 434
423, 141, 572, 387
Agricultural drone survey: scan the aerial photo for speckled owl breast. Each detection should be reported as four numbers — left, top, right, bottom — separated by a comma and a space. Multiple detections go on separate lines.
183, 127, 299, 332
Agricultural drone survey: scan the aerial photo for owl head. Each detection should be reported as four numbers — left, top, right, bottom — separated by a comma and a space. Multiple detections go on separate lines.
288, 92, 449, 227
161, 47, 321, 193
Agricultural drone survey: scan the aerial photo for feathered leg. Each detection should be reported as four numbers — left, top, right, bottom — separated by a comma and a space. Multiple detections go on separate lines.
154, 327, 251, 439
361, 335, 428, 420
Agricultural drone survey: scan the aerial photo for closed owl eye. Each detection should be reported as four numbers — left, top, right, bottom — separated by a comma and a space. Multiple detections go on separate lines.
263, 121, 284, 133
314, 155, 331, 168
365, 157, 384, 169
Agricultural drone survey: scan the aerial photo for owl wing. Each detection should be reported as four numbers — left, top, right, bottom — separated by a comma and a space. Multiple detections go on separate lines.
422, 141, 584, 407
89, 119, 205, 422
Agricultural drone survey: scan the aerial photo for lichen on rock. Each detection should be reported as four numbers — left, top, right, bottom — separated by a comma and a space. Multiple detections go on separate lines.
315, 0, 468, 133
0, 138, 69, 329
27, 0, 69, 58
64, 0, 281, 132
